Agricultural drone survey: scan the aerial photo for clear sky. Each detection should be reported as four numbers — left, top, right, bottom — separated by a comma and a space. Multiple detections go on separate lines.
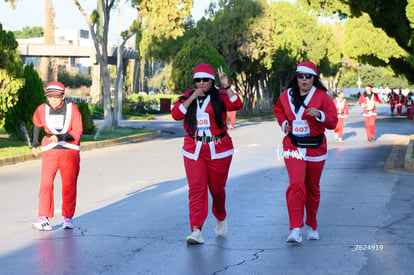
0, 0, 214, 41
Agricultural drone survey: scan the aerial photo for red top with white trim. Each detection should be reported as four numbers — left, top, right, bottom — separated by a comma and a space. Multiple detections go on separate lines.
333, 97, 349, 118
358, 93, 380, 117
273, 87, 338, 161
172, 89, 243, 160
33, 102, 83, 151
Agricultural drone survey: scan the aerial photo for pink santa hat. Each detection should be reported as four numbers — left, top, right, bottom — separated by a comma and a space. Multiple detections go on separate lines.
296, 61, 319, 77
193, 63, 216, 80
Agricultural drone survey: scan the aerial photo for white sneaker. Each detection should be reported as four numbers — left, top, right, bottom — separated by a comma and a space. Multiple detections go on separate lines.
286, 228, 302, 243
186, 227, 204, 244
337, 138, 343, 142
215, 219, 228, 236
62, 217, 74, 229
307, 227, 320, 240
32, 216, 52, 231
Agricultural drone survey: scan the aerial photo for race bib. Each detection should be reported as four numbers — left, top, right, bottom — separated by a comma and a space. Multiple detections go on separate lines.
197, 113, 210, 130
49, 115, 64, 131
292, 120, 310, 137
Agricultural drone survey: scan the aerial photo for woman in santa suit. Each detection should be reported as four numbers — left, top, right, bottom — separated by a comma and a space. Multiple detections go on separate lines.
358, 85, 380, 142
31, 81, 83, 231
332, 90, 349, 142
172, 63, 243, 244
273, 61, 338, 244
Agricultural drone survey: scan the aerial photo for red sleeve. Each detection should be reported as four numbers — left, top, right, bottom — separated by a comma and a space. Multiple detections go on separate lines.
344, 100, 349, 115
32, 104, 46, 128
273, 90, 289, 127
171, 89, 193, 121
219, 89, 243, 111
374, 94, 381, 104
320, 92, 338, 130
69, 104, 83, 144
358, 94, 365, 106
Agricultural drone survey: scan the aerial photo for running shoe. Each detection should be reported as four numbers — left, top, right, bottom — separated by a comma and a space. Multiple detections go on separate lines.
186, 226, 204, 244
307, 226, 320, 240
32, 216, 52, 231
286, 228, 302, 243
62, 217, 74, 229
215, 219, 228, 236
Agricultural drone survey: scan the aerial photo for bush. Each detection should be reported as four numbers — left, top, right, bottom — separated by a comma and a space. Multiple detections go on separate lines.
77, 102, 95, 135
4, 64, 45, 142
89, 104, 104, 119
123, 94, 180, 116
58, 69, 92, 88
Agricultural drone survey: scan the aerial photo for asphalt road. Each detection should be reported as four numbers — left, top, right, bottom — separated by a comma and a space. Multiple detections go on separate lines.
0, 104, 413, 275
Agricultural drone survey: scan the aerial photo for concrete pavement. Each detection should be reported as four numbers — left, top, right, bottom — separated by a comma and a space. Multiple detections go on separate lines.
0, 104, 413, 274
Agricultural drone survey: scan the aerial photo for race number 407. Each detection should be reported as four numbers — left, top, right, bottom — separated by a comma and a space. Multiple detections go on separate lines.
294, 126, 308, 134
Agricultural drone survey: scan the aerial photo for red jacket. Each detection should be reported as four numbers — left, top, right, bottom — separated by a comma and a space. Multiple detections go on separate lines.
333, 97, 349, 118
406, 98, 414, 109
33, 102, 83, 151
273, 87, 338, 161
358, 93, 380, 117
172, 89, 243, 160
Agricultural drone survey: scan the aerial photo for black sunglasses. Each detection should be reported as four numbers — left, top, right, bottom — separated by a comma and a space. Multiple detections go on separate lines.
297, 73, 313, 80
194, 78, 211, 83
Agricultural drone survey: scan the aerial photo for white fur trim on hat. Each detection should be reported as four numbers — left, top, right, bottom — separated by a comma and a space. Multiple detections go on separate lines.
193, 72, 215, 80
296, 66, 317, 76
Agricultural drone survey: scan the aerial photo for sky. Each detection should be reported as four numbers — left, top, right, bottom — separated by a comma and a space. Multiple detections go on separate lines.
0, 0, 214, 42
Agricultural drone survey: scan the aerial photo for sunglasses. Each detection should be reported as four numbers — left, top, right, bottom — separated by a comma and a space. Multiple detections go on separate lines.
297, 74, 313, 80
194, 78, 211, 83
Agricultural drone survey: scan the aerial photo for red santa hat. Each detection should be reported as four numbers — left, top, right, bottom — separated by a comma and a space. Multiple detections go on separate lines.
193, 63, 216, 80
296, 61, 319, 77
365, 84, 373, 89
45, 81, 65, 96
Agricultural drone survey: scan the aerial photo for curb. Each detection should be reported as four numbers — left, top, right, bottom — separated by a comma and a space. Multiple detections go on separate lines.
0, 130, 161, 168
404, 135, 414, 170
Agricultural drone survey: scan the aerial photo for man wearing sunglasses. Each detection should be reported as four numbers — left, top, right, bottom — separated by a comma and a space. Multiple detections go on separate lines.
273, 61, 338, 244
172, 63, 243, 244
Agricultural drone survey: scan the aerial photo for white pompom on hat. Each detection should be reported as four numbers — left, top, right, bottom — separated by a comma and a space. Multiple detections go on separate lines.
296, 61, 319, 77
45, 81, 65, 96
193, 63, 216, 80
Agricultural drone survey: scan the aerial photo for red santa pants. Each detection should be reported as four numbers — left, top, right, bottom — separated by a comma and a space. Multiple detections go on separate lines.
389, 102, 395, 114
334, 117, 345, 139
183, 145, 232, 231
284, 156, 325, 230
226, 111, 237, 127
363, 115, 376, 140
407, 107, 412, 119
38, 149, 80, 218
397, 104, 403, 115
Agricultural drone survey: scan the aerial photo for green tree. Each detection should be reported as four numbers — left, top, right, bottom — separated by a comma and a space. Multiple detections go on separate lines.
244, 2, 340, 107
4, 64, 44, 141
169, 34, 227, 93
0, 23, 24, 122
343, 14, 407, 66
298, 0, 414, 82
13, 26, 44, 39
77, 102, 95, 135
73, 0, 192, 128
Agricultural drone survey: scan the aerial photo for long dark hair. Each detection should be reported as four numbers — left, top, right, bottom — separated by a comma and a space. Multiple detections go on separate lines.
287, 74, 327, 113
179, 83, 226, 133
